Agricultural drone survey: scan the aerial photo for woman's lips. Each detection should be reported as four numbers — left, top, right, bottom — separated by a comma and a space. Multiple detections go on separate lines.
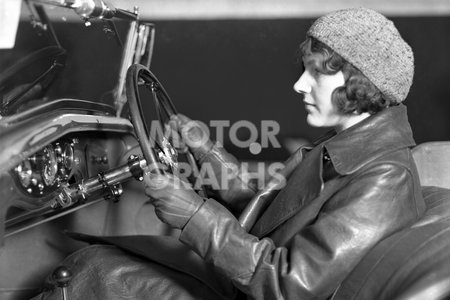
304, 102, 315, 112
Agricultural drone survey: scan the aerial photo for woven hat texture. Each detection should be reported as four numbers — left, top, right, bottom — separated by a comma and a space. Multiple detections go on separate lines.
307, 7, 414, 103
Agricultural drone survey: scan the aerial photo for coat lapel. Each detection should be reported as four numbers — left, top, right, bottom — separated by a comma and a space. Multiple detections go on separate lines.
268, 175, 350, 246
251, 145, 324, 238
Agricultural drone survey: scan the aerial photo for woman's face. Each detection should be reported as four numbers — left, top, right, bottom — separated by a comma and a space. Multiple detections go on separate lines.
293, 53, 349, 131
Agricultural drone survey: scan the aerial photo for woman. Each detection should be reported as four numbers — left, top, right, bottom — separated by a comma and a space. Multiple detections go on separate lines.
144, 7, 424, 299
36, 7, 425, 300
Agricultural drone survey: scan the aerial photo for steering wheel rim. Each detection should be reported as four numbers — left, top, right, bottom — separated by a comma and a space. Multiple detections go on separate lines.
125, 64, 200, 183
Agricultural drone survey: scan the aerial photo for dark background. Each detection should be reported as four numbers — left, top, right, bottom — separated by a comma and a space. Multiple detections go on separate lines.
1, 16, 449, 161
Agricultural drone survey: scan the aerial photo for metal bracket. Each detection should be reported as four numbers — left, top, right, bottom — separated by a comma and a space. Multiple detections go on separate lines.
98, 172, 123, 202
128, 154, 144, 181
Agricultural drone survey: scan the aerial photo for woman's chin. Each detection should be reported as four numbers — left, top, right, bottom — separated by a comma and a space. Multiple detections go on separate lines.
306, 115, 321, 128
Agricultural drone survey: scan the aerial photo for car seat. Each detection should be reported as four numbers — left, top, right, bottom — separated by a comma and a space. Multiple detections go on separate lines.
333, 142, 450, 300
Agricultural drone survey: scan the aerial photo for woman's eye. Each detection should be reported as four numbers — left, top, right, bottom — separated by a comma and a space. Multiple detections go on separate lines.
313, 68, 323, 76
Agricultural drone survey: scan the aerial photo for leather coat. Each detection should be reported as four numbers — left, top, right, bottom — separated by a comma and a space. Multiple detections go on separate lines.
35, 105, 425, 300
179, 104, 425, 299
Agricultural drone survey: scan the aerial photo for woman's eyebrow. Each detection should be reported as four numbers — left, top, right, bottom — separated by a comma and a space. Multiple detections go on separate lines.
303, 56, 321, 70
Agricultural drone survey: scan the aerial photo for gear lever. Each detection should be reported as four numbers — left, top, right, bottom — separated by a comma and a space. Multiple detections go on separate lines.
52, 266, 73, 300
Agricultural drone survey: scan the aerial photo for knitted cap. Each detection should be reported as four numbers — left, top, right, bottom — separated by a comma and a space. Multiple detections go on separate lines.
307, 7, 414, 103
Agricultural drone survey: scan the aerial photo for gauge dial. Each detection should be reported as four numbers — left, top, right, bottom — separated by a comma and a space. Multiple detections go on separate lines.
15, 159, 32, 188
62, 143, 74, 169
42, 145, 58, 186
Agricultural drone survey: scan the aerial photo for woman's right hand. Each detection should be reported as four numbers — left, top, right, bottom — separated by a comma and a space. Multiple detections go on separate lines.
169, 114, 214, 161
168, 113, 256, 209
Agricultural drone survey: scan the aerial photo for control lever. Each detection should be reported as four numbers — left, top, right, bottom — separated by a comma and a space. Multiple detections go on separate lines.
57, 155, 147, 206
52, 266, 73, 300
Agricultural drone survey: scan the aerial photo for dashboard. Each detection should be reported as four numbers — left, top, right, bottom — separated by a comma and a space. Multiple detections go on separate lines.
0, 99, 143, 239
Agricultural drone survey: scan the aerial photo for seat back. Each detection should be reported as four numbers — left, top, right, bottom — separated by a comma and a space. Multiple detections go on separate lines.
412, 141, 450, 188
333, 142, 450, 300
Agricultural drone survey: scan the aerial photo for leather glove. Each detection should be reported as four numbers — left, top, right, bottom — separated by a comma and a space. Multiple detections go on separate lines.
169, 114, 256, 212
144, 172, 204, 229
168, 114, 214, 161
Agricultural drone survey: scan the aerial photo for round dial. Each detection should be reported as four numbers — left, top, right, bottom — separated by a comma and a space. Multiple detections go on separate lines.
42, 145, 58, 186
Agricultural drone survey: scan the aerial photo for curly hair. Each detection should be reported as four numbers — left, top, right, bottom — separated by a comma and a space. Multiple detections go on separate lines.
298, 37, 396, 114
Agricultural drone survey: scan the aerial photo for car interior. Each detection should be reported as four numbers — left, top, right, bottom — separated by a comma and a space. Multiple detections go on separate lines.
1, 1, 449, 299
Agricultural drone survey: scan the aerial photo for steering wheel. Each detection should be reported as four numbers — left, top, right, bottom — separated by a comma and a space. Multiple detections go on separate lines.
125, 64, 203, 189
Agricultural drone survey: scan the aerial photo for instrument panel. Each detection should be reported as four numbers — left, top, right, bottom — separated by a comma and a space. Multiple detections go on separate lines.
3, 131, 140, 237
12, 140, 75, 198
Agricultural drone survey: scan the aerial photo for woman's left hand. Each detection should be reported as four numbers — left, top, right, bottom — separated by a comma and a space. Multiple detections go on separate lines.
144, 172, 205, 229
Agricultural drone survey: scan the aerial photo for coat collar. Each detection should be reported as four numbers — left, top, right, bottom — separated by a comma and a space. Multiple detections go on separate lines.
323, 104, 416, 175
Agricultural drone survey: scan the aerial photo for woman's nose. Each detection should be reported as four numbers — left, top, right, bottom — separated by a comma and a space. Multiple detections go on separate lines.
293, 73, 311, 94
